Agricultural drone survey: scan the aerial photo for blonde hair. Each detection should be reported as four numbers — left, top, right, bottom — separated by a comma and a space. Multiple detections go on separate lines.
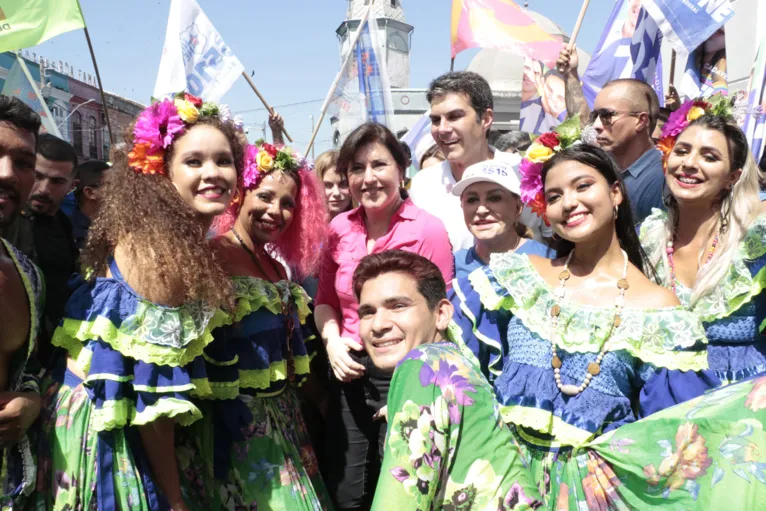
314, 150, 339, 181
643, 116, 760, 306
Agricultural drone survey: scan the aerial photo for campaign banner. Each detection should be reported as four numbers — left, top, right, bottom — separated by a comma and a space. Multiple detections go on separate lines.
741, 31, 766, 163
519, 57, 566, 134
451, 0, 561, 62
581, 0, 664, 107
681, 28, 728, 99
0, 0, 85, 53
153, 0, 243, 102
2, 55, 62, 138
642, 0, 733, 54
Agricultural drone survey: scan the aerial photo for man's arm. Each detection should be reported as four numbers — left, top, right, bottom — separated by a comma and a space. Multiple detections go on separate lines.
557, 45, 590, 126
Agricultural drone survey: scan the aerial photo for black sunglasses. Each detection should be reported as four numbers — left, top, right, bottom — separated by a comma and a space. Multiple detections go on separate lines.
588, 108, 642, 127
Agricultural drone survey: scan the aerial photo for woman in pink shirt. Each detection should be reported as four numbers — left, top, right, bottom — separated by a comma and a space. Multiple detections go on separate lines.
315, 122, 453, 510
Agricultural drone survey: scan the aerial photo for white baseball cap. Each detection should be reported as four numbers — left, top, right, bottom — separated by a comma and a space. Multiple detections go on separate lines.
451, 160, 522, 197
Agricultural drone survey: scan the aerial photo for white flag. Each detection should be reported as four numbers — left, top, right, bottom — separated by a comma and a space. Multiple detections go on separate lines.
153, 0, 244, 102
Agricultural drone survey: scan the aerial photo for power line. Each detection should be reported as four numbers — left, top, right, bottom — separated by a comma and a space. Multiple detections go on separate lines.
234, 98, 325, 115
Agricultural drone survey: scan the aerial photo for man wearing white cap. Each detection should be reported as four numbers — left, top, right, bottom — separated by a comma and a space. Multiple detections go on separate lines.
451, 160, 554, 279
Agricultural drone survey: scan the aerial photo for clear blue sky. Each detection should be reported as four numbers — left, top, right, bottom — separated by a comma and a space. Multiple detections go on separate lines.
27, 0, 617, 154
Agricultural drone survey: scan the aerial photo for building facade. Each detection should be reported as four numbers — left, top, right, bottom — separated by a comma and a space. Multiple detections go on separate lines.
0, 51, 144, 163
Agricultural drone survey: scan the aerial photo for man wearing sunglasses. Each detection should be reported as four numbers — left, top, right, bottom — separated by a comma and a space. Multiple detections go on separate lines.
558, 47, 665, 223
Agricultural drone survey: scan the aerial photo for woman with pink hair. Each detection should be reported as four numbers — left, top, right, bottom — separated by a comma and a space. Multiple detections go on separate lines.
178, 143, 331, 509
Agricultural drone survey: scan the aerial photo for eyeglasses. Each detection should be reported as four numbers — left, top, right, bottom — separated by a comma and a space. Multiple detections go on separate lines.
588, 108, 642, 127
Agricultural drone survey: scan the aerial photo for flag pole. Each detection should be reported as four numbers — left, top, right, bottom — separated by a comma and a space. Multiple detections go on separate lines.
82, 25, 115, 145
241, 72, 293, 143
304, 4, 373, 157
669, 50, 678, 84
450, 58, 455, 72
568, 0, 591, 48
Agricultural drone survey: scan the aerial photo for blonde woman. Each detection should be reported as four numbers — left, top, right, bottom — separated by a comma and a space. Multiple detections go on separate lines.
316, 150, 352, 218
640, 108, 765, 386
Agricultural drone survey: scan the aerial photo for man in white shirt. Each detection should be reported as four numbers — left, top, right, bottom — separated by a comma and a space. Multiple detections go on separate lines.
409, 72, 552, 251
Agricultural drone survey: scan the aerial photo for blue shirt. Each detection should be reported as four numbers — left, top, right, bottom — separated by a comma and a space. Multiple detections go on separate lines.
622, 148, 666, 223
454, 239, 553, 280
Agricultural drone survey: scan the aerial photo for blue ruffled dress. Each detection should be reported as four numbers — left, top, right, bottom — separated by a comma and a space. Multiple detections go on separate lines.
35, 258, 225, 510
177, 276, 331, 511
640, 209, 766, 384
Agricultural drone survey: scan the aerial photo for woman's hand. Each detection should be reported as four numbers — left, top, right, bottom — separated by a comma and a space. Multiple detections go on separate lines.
326, 336, 365, 382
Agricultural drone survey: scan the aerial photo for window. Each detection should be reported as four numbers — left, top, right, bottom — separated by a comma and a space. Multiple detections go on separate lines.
88, 116, 98, 159
390, 0, 397, 6
72, 112, 83, 156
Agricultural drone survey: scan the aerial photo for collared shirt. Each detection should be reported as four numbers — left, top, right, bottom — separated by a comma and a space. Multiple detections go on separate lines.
454, 239, 555, 280
623, 148, 666, 223
408, 147, 553, 251
315, 198, 454, 344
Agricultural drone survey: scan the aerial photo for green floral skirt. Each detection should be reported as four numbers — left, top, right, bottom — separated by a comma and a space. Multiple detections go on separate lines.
515, 375, 766, 510
178, 386, 332, 511
32, 370, 152, 510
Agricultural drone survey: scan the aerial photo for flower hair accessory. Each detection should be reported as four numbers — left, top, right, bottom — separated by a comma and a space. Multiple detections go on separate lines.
657, 93, 735, 170
242, 140, 313, 189
128, 91, 243, 176
519, 116, 583, 220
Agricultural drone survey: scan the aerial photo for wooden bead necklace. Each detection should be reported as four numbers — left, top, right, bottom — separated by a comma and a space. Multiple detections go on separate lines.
665, 231, 719, 296
549, 249, 629, 396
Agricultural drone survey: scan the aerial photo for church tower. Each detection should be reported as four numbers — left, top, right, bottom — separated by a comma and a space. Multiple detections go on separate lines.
336, 0, 414, 88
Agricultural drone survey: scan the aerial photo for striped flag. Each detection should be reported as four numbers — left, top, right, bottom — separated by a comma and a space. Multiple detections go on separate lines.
741, 32, 766, 163
451, 0, 562, 62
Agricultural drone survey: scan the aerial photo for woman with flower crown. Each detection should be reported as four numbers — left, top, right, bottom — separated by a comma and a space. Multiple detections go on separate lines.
34, 93, 245, 511
451, 118, 766, 509
175, 142, 331, 510
640, 95, 766, 387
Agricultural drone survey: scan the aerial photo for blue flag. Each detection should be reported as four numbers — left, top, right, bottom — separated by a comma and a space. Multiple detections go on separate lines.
581, 0, 664, 107
355, 21, 392, 125
2, 55, 62, 138
642, 0, 733, 54
680, 29, 727, 99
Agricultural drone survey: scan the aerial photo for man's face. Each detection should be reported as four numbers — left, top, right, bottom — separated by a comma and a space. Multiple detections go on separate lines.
543, 74, 566, 117
592, 84, 644, 155
0, 122, 36, 226
27, 155, 76, 216
358, 272, 453, 372
430, 92, 492, 166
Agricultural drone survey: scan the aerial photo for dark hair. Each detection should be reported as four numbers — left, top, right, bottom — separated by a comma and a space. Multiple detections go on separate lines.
495, 131, 532, 153
541, 144, 654, 277
74, 160, 110, 201
36, 133, 78, 175
0, 95, 41, 142
427, 71, 493, 122
688, 115, 749, 174
604, 79, 660, 134
352, 250, 447, 311
400, 141, 412, 161
337, 122, 407, 179
419, 144, 445, 168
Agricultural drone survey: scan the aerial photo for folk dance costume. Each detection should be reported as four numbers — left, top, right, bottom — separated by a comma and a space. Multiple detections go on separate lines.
0, 239, 43, 510
177, 275, 330, 511
35, 259, 225, 510
452, 252, 766, 509
640, 210, 766, 384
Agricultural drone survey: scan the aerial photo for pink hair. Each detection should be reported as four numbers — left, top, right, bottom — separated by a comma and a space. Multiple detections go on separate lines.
213, 169, 328, 279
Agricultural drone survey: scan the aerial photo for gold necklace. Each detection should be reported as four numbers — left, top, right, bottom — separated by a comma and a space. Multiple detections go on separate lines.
549, 249, 628, 396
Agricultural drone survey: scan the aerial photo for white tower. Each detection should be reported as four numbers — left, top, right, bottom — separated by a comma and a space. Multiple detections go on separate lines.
336, 0, 414, 88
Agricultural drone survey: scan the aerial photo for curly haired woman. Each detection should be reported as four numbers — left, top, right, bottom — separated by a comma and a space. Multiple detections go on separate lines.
176, 142, 331, 510
35, 93, 246, 511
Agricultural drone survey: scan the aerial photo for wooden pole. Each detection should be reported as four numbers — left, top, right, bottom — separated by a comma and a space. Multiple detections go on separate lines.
669, 50, 678, 85
82, 26, 115, 144
568, 0, 591, 49
304, 4, 373, 157
241, 72, 293, 143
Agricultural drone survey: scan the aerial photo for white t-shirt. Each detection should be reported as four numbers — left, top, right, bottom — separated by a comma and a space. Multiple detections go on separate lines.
409, 147, 552, 252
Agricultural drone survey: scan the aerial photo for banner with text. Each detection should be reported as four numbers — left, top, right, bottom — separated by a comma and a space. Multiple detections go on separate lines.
642, 0, 733, 54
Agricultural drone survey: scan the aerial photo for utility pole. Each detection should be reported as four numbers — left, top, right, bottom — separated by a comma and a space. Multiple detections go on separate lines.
260, 121, 267, 141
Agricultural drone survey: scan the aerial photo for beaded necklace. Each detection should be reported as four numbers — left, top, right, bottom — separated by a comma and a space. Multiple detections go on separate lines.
550, 249, 628, 396
665, 231, 719, 296
231, 227, 296, 382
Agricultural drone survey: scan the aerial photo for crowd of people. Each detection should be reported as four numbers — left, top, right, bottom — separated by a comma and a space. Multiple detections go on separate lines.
1, 53, 766, 511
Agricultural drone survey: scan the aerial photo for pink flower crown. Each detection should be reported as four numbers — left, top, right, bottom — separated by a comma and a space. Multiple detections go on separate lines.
128, 92, 244, 176
518, 116, 583, 220
657, 93, 735, 170
242, 140, 313, 189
